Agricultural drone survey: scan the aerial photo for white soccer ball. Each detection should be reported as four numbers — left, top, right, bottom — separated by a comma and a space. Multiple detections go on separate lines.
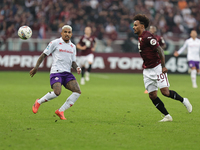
18, 26, 32, 40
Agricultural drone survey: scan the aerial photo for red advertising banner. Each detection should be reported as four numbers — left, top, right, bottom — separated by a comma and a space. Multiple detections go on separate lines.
82, 53, 143, 73
0, 51, 188, 73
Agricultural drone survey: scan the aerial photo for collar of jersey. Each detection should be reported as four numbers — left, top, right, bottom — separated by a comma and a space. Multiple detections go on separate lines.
60, 37, 71, 44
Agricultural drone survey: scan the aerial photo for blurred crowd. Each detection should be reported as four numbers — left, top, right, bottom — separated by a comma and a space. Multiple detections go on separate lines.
1, 0, 200, 52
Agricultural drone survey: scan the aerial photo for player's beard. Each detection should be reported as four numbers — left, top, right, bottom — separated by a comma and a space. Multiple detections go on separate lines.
64, 39, 69, 43
63, 36, 70, 42
134, 30, 139, 35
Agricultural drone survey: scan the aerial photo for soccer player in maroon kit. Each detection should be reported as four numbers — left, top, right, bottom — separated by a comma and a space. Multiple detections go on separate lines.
144, 25, 166, 94
133, 14, 192, 122
76, 26, 96, 85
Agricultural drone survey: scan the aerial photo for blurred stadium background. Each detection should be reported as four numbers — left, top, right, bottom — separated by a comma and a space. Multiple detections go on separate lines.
1, 1, 200, 149
0, 0, 198, 73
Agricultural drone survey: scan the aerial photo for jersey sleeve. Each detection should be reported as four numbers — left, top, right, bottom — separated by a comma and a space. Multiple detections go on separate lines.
177, 40, 188, 54
145, 36, 159, 50
43, 40, 56, 56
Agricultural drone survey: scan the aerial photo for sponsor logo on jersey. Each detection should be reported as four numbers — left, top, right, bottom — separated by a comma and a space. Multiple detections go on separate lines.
59, 49, 73, 54
150, 39, 157, 45
147, 37, 152, 39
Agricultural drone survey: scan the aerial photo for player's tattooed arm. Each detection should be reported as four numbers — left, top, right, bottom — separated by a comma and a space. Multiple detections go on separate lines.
30, 53, 47, 77
72, 61, 78, 70
34, 53, 47, 69
155, 46, 165, 67
72, 61, 81, 74
155, 46, 168, 73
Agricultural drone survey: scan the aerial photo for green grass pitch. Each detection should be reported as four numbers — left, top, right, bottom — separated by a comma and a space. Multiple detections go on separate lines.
0, 71, 200, 150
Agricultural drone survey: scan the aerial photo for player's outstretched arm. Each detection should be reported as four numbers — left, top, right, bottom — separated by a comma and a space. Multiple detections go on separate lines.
174, 51, 179, 57
76, 43, 87, 50
72, 61, 81, 74
174, 41, 187, 57
30, 53, 47, 77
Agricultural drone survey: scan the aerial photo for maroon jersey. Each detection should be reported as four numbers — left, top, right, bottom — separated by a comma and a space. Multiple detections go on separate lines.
154, 35, 165, 48
138, 31, 160, 69
78, 35, 96, 56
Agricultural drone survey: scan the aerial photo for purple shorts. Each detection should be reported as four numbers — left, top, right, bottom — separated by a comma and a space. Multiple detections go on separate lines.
188, 61, 200, 69
50, 72, 76, 89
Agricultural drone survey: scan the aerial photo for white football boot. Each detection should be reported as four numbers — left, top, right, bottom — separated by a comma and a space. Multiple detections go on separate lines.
183, 98, 192, 113
188, 68, 191, 74
85, 71, 90, 81
80, 77, 85, 85
192, 84, 198, 88
159, 114, 173, 122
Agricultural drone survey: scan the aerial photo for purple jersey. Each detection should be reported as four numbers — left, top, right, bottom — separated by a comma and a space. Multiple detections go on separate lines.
138, 31, 160, 69
78, 35, 96, 56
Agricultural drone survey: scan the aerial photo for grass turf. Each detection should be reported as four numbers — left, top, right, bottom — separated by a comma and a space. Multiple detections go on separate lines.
0, 71, 200, 150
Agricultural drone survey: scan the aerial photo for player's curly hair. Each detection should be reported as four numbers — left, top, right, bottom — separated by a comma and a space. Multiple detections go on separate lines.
133, 14, 149, 29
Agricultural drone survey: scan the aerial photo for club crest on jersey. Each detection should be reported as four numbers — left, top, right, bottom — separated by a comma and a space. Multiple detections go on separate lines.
55, 77, 59, 80
150, 39, 156, 45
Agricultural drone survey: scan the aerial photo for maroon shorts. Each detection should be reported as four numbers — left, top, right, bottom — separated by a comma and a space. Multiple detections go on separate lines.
50, 72, 76, 89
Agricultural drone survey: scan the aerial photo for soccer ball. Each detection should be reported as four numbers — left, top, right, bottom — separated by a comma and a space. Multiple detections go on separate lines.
18, 26, 32, 40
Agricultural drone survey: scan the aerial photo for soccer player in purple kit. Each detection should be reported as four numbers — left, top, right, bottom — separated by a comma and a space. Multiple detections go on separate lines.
133, 14, 192, 122
76, 26, 96, 85
30, 25, 81, 120
174, 30, 200, 88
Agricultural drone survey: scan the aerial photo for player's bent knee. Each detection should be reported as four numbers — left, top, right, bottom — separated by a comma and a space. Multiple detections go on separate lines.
149, 92, 157, 100
160, 88, 170, 97
149, 95, 157, 100
55, 93, 61, 96
54, 91, 61, 96
161, 91, 169, 97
